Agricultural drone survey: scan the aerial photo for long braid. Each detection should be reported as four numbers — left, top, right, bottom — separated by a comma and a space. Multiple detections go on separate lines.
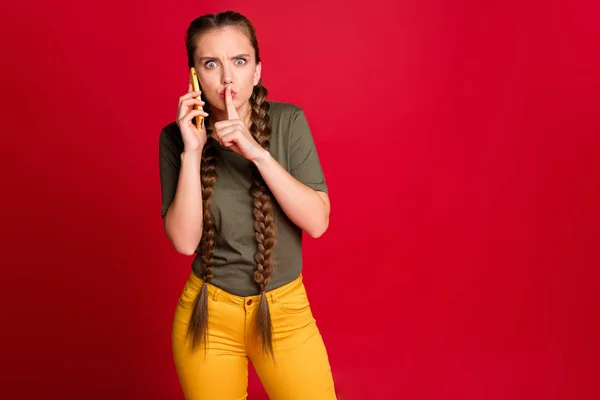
249, 82, 277, 358
186, 101, 218, 352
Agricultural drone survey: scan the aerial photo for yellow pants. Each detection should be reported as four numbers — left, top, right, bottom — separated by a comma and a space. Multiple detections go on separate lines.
172, 272, 337, 400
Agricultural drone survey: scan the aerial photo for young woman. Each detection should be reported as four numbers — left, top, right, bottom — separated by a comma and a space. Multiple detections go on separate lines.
158, 10, 337, 400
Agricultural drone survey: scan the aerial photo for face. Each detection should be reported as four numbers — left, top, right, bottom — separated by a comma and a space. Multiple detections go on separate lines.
193, 26, 261, 116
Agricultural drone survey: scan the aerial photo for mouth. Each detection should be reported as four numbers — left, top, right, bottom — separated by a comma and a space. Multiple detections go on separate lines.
219, 89, 237, 99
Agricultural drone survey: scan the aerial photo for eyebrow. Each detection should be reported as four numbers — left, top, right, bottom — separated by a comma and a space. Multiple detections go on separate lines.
197, 53, 251, 62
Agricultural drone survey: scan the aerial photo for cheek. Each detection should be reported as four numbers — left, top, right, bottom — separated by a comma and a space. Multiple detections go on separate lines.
246, 70, 258, 87
241, 73, 257, 98
198, 76, 221, 108
203, 93, 219, 109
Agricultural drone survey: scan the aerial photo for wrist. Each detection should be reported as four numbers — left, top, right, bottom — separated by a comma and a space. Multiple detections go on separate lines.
251, 148, 271, 166
181, 149, 203, 163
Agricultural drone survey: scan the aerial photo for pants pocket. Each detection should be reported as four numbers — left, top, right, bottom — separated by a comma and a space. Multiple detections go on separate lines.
276, 285, 311, 315
278, 298, 310, 314
178, 279, 201, 311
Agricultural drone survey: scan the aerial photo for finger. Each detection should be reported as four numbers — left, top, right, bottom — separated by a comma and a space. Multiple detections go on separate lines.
225, 85, 239, 120
177, 99, 205, 121
220, 131, 239, 147
185, 85, 202, 102
192, 113, 208, 132
182, 98, 205, 107
215, 125, 239, 139
182, 109, 208, 123
180, 109, 209, 125
179, 91, 202, 104
214, 119, 242, 130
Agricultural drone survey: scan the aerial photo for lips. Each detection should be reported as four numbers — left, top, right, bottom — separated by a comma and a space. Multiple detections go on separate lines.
219, 89, 237, 98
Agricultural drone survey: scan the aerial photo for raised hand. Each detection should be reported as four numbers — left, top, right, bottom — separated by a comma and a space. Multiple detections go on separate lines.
213, 85, 265, 161
176, 83, 210, 153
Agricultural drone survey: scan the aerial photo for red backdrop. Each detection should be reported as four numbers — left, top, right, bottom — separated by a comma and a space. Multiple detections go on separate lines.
1, 0, 598, 399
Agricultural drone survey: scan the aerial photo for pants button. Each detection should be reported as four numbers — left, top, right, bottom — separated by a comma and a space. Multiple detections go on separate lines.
247, 299, 252, 305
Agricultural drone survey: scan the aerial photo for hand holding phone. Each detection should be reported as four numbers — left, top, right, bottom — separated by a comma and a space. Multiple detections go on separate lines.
175, 68, 208, 153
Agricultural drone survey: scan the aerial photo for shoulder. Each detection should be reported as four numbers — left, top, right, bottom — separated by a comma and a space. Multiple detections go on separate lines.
159, 121, 184, 152
267, 100, 305, 122
160, 121, 182, 140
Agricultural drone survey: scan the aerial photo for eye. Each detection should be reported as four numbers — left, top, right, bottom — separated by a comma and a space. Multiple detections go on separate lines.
234, 58, 247, 65
205, 61, 218, 69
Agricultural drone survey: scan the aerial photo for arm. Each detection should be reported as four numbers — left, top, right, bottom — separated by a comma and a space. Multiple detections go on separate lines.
213, 90, 330, 238
252, 151, 330, 238
159, 126, 204, 255
163, 151, 204, 255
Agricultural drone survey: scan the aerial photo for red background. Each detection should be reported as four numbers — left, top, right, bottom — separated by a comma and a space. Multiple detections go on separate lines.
1, 0, 599, 399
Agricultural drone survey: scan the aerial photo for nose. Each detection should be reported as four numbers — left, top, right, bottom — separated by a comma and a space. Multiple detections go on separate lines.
222, 67, 233, 85
221, 63, 234, 86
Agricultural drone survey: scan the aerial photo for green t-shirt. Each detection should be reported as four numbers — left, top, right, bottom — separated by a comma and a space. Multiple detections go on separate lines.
159, 101, 328, 296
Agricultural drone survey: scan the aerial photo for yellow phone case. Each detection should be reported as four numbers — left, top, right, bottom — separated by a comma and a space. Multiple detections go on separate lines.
189, 67, 204, 130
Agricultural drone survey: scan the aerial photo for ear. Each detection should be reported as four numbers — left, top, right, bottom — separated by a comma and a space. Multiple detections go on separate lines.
253, 61, 262, 86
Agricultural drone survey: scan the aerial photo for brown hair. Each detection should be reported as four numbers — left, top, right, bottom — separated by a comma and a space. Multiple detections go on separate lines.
184, 11, 276, 358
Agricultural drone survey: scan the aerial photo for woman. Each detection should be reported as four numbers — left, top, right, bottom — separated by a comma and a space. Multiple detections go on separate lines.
158, 10, 337, 400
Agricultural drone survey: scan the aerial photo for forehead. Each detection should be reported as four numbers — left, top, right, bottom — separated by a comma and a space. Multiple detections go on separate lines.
195, 26, 253, 57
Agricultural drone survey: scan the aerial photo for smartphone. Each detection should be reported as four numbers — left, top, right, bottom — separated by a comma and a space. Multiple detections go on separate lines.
189, 67, 204, 130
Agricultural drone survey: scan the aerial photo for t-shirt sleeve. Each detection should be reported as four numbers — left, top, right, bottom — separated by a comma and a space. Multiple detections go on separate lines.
288, 108, 328, 193
159, 126, 182, 218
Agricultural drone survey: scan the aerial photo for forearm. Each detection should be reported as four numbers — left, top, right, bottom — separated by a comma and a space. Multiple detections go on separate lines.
252, 150, 329, 238
164, 151, 204, 255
